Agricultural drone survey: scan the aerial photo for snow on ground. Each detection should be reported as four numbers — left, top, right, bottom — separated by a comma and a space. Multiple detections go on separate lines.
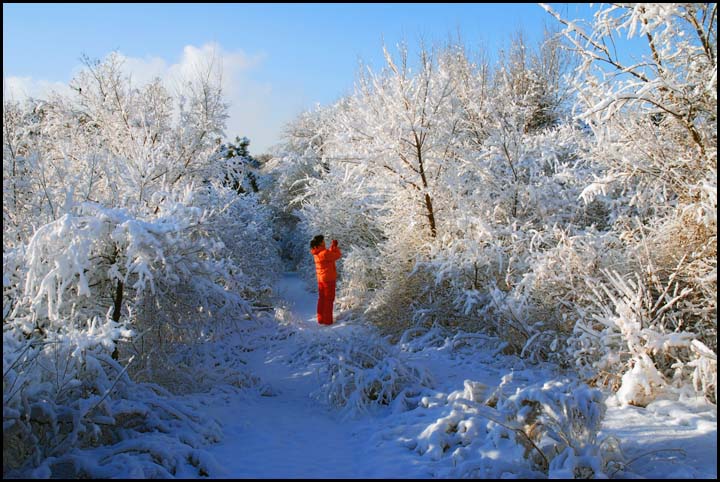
201, 273, 418, 478
600, 397, 717, 478
193, 272, 716, 479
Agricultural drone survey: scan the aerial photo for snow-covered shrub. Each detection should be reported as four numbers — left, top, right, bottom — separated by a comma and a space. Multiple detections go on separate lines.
543, 3, 717, 403
283, 322, 434, 416
2, 101, 39, 247
191, 184, 282, 307
573, 268, 712, 406
687, 340, 717, 404
17, 208, 135, 333
362, 256, 438, 342
334, 245, 383, 311
9, 198, 252, 347
315, 332, 434, 416
398, 323, 510, 359
3, 329, 222, 477
412, 376, 616, 478
3, 245, 26, 324
145, 319, 265, 395
498, 380, 613, 478
2, 195, 259, 474
492, 228, 625, 364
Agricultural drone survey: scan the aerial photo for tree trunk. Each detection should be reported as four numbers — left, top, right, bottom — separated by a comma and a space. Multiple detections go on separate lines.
415, 134, 437, 238
111, 279, 123, 360
424, 193, 437, 238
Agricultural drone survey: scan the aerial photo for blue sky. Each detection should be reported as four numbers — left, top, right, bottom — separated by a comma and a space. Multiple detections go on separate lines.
3, 3, 600, 154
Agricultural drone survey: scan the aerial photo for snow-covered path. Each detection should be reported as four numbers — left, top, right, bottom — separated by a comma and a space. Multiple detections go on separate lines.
204, 273, 415, 478
205, 349, 376, 478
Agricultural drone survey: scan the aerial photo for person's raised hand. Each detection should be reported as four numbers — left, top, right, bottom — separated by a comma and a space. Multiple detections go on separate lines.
331, 239, 338, 247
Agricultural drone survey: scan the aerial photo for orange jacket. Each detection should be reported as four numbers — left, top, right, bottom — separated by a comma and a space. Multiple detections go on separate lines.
311, 243, 342, 283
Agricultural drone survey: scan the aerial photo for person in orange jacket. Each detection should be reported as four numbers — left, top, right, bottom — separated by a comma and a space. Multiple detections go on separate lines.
310, 234, 342, 325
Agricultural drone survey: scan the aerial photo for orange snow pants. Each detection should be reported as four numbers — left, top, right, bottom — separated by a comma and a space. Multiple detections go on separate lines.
317, 281, 336, 325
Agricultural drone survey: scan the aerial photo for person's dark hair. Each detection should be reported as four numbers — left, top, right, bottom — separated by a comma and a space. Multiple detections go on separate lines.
310, 235, 324, 249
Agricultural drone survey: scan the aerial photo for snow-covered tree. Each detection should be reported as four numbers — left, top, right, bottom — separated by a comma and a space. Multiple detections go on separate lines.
3, 50, 281, 475
542, 2, 717, 404
270, 4, 716, 406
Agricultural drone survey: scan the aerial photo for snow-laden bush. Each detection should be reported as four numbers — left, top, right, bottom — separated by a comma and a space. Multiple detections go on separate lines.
410, 376, 618, 478
317, 334, 434, 416
359, 253, 455, 343
497, 380, 613, 479
3, 245, 26, 325
10, 197, 252, 341
397, 323, 513, 368
543, 3, 717, 404
3, 329, 222, 478
687, 340, 717, 405
191, 185, 282, 307
410, 124, 598, 340
572, 268, 716, 406
283, 322, 434, 417
483, 227, 625, 365
334, 245, 383, 311
3, 193, 272, 475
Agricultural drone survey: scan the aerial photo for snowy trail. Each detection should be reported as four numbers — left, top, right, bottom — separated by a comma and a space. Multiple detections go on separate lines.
204, 273, 409, 479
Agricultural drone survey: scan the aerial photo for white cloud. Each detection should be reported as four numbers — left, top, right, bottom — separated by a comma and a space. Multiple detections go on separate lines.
3, 75, 75, 101
117, 55, 170, 86
4, 42, 307, 154
118, 43, 282, 152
